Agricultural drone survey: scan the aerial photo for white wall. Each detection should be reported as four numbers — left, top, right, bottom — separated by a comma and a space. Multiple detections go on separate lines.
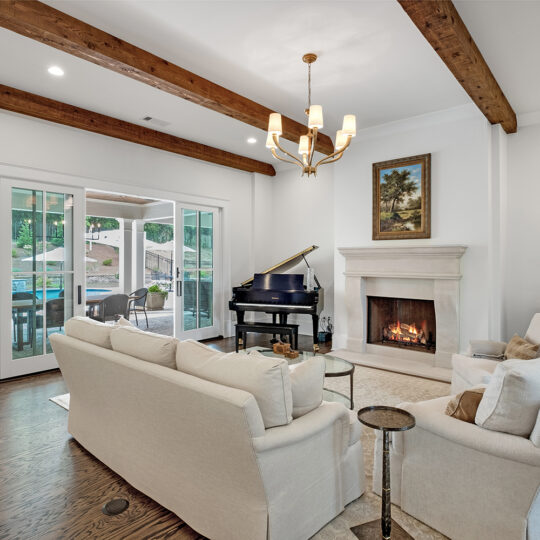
268, 166, 334, 334
333, 107, 492, 351
0, 110, 274, 336
503, 122, 540, 337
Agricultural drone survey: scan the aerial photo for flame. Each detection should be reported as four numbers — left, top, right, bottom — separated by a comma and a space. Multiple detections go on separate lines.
385, 320, 427, 344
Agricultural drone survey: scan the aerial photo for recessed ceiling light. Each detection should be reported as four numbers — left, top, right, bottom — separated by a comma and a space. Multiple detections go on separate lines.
48, 66, 64, 77
247, 137, 257, 144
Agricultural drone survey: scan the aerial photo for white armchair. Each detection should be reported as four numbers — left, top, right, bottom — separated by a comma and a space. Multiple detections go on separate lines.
451, 313, 540, 393
373, 396, 540, 540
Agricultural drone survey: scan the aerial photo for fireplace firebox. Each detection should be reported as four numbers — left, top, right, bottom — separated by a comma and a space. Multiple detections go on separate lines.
367, 296, 436, 353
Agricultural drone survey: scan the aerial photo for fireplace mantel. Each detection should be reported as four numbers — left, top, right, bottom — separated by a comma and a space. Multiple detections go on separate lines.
337, 245, 467, 370
338, 245, 467, 280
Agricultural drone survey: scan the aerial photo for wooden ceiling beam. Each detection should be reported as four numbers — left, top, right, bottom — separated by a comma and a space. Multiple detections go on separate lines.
0, 84, 276, 176
0, 0, 335, 154
398, 0, 517, 134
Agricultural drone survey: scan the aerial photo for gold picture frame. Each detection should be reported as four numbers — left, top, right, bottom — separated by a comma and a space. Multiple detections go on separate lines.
372, 153, 431, 240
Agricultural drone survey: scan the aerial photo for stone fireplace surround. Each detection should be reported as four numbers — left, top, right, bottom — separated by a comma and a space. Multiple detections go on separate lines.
337, 245, 467, 376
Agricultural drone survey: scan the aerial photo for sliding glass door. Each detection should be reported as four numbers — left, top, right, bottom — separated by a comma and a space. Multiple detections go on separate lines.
1, 179, 85, 378
174, 204, 221, 340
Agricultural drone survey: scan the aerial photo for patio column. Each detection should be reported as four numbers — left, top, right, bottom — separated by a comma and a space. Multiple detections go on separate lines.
132, 219, 145, 291
120, 219, 133, 294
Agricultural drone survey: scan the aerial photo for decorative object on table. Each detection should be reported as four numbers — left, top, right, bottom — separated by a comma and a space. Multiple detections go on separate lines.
146, 284, 168, 310
284, 350, 299, 359
273, 341, 291, 355
318, 315, 333, 343
265, 53, 356, 178
353, 406, 415, 539
372, 153, 431, 240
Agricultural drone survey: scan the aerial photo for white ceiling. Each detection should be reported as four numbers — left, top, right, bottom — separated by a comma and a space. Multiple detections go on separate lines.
0, 1, 537, 171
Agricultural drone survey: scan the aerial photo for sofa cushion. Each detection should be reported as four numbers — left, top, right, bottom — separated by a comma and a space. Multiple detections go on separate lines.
445, 387, 486, 423
110, 326, 177, 370
475, 358, 540, 436
65, 316, 113, 349
452, 353, 499, 388
530, 410, 540, 447
504, 334, 539, 360
178, 348, 293, 428
289, 356, 325, 418
525, 313, 540, 345
176, 339, 220, 368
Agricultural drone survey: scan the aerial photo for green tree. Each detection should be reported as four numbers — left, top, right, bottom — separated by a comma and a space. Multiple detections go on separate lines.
380, 170, 417, 212
16, 221, 33, 248
144, 223, 173, 244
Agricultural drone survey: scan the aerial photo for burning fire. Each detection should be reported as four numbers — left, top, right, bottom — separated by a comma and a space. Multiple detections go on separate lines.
385, 320, 427, 345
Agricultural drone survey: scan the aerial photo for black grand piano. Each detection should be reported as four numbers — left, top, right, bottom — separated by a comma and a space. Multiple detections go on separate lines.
229, 245, 324, 350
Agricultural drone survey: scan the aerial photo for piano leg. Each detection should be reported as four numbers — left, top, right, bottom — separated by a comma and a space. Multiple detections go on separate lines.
237, 311, 245, 345
279, 313, 289, 344
313, 314, 320, 352
270, 313, 278, 344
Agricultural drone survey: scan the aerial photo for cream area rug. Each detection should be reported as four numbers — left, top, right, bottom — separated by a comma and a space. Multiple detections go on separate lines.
319, 365, 450, 540
49, 366, 450, 539
49, 393, 70, 410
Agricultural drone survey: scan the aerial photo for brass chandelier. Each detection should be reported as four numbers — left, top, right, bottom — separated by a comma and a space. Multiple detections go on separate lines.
266, 53, 356, 177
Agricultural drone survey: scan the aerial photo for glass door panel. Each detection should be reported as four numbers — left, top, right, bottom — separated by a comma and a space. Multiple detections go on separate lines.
175, 204, 219, 340
2, 180, 84, 378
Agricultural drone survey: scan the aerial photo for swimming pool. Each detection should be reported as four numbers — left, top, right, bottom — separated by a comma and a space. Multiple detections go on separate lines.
12, 288, 112, 299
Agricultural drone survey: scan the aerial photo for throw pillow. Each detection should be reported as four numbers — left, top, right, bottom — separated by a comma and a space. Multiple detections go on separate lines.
178, 348, 293, 429
475, 358, 540, 437
110, 326, 177, 370
115, 316, 133, 327
176, 339, 222, 369
289, 356, 325, 418
445, 387, 486, 423
505, 334, 539, 360
469, 340, 507, 360
65, 316, 113, 349
530, 410, 540, 448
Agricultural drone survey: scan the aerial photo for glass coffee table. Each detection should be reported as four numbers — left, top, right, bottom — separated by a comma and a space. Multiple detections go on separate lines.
248, 347, 354, 409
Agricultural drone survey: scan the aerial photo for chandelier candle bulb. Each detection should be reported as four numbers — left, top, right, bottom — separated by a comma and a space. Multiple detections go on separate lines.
342, 115, 356, 137
266, 133, 277, 149
335, 130, 348, 151
298, 135, 310, 155
268, 113, 283, 135
308, 105, 324, 129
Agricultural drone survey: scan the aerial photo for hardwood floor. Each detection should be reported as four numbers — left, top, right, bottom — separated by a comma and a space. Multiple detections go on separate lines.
0, 334, 330, 539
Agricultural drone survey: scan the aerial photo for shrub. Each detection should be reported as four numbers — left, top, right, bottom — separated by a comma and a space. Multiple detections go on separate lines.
102, 259, 112, 266
50, 237, 64, 247
11, 249, 16, 258
16, 222, 33, 248
148, 284, 168, 298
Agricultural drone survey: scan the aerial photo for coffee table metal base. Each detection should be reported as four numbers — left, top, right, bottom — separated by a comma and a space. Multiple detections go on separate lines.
351, 518, 413, 539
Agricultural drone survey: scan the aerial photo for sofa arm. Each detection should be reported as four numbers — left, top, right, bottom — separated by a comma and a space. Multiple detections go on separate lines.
252, 401, 351, 453
401, 397, 540, 467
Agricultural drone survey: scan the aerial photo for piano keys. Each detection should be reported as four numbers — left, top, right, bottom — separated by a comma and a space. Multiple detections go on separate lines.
229, 245, 324, 351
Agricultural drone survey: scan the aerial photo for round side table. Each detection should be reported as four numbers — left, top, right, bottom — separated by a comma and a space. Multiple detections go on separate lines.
353, 406, 416, 540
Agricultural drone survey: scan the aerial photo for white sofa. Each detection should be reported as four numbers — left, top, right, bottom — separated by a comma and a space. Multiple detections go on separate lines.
451, 313, 540, 394
373, 396, 540, 540
50, 330, 365, 540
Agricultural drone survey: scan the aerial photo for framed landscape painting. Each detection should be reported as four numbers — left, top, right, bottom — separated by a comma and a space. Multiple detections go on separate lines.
372, 153, 431, 240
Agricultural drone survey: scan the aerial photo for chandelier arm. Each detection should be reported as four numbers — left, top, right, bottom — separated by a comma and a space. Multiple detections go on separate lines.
271, 148, 304, 169
314, 136, 352, 167
273, 134, 305, 167
309, 128, 318, 167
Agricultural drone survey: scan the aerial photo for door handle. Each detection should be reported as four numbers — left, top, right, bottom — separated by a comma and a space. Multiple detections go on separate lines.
176, 281, 182, 297
77, 285, 82, 305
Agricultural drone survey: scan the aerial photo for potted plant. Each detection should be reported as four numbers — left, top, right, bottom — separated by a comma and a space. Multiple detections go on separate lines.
147, 284, 168, 310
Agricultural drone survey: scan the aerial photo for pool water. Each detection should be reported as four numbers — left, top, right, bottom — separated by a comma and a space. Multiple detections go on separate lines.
13, 288, 112, 299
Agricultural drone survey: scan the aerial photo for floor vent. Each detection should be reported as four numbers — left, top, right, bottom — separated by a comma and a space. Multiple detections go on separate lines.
102, 498, 129, 516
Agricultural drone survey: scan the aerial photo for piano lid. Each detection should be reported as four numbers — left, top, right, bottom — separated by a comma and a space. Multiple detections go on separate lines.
241, 245, 318, 286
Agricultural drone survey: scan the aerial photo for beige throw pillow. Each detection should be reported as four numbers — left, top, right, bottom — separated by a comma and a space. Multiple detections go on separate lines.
475, 358, 540, 436
445, 387, 486, 423
289, 356, 325, 418
177, 347, 293, 429
505, 334, 539, 360
65, 316, 113, 349
110, 326, 177, 370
